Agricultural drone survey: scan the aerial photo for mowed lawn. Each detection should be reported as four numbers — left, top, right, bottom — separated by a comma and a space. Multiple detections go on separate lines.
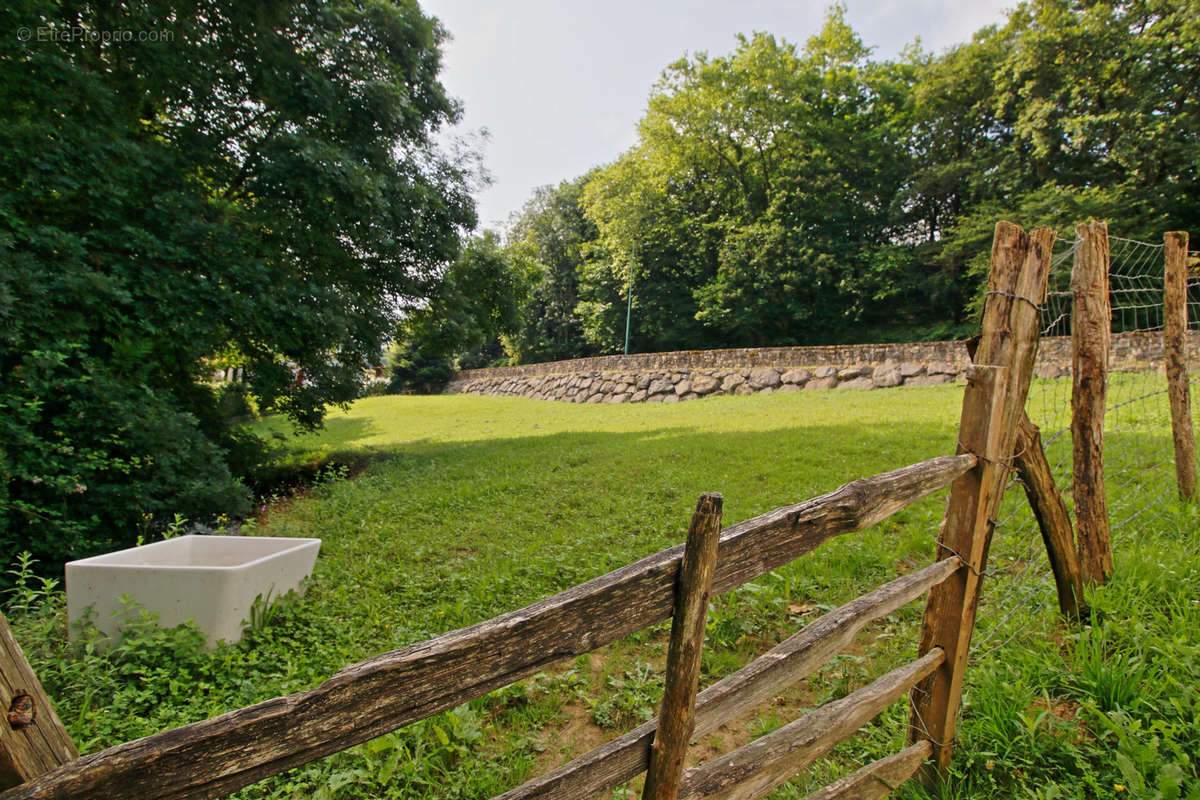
254, 387, 963, 651
12, 383, 1200, 799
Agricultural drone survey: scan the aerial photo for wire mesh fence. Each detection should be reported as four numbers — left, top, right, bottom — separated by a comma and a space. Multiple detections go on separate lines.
970, 232, 1199, 661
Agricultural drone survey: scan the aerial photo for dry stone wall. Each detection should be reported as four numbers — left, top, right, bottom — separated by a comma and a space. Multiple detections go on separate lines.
445, 331, 1197, 404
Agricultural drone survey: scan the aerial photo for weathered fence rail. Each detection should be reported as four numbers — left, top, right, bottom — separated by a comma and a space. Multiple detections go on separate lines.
1, 455, 973, 800
498, 558, 962, 800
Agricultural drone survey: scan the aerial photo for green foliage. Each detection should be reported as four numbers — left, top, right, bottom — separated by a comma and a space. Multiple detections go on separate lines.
387, 231, 527, 393
590, 661, 662, 729
6, 387, 1199, 797
0, 0, 475, 567
495, 1, 1200, 362
505, 178, 598, 363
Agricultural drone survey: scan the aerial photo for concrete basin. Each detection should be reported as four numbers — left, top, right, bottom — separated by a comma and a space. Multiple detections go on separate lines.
66, 535, 321, 647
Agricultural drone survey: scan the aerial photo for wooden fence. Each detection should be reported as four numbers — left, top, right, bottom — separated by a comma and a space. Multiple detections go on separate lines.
0, 220, 1191, 800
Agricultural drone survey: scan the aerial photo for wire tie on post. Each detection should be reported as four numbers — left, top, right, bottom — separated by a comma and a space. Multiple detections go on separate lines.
935, 543, 984, 578
985, 289, 1043, 312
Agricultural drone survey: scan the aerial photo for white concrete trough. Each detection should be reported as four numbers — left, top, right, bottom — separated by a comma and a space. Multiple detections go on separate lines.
66, 535, 321, 647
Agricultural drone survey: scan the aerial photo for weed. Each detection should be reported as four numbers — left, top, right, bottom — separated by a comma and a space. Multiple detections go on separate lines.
591, 661, 662, 729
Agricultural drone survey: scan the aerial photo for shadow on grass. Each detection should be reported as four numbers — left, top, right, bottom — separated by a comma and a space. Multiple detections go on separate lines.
274, 417, 966, 644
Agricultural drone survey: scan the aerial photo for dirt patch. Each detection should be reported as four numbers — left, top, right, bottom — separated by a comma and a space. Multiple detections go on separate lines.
535, 700, 612, 774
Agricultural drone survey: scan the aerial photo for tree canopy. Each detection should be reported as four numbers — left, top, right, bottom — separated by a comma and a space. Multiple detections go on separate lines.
418, 0, 1198, 369
0, 0, 474, 567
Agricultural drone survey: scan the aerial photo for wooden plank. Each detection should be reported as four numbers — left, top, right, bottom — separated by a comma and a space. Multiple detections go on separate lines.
1072, 220, 1113, 584
798, 741, 932, 800
1165, 231, 1196, 499
910, 221, 1056, 778
0, 613, 77, 790
495, 557, 962, 800
1014, 415, 1083, 618
3, 454, 975, 800
676, 649, 945, 800
643, 494, 722, 800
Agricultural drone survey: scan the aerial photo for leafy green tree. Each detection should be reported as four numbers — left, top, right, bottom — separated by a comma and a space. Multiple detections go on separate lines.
0, 0, 474, 568
582, 12, 920, 348
505, 178, 597, 363
388, 231, 527, 392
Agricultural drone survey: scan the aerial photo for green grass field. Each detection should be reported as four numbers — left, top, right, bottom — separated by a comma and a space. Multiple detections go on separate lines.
8, 386, 1200, 799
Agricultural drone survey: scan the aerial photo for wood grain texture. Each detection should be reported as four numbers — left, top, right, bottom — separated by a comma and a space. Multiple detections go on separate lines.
1014, 415, 1083, 618
797, 741, 932, 800
0, 613, 76, 790
643, 494, 722, 800
3, 455, 974, 800
910, 221, 1055, 777
677, 650, 945, 800
1164, 231, 1196, 499
495, 557, 961, 800
1072, 220, 1113, 584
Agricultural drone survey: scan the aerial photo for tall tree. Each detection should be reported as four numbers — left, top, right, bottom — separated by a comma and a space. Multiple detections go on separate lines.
0, 0, 475, 567
505, 178, 597, 363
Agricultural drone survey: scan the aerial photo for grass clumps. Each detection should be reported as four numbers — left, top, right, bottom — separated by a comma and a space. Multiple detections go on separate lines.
4, 386, 1198, 798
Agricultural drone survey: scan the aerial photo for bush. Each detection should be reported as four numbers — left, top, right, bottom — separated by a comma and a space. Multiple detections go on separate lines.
0, 347, 251, 586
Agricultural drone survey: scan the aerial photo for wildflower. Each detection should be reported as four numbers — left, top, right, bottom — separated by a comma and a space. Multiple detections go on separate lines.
1115, 786, 1125, 792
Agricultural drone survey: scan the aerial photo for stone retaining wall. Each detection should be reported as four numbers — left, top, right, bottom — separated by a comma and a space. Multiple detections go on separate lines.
445, 331, 1196, 404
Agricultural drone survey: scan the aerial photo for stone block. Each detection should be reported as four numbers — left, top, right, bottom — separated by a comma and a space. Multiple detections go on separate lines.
691, 374, 721, 394
813, 366, 838, 379
806, 376, 838, 390
906, 374, 953, 387
872, 364, 903, 388
647, 377, 674, 395
838, 377, 876, 390
899, 362, 925, 378
837, 364, 871, 380
748, 367, 782, 388
1035, 364, 1068, 379
781, 368, 811, 385
721, 373, 746, 392
674, 380, 691, 396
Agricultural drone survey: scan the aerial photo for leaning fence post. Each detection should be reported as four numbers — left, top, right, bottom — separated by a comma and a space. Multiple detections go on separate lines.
909, 221, 1054, 781
1072, 220, 1113, 584
1164, 231, 1196, 500
1014, 415, 1084, 619
0, 612, 78, 790
642, 493, 722, 800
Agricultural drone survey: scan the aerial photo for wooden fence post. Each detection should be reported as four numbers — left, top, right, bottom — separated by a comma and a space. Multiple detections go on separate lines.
1014, 415, 1083, 618
0, 612, 77, 790
1072, 220, 1113, 585
642, 493, 722, 800
1164, 231, 1196, 500
909, 221, 1055, 780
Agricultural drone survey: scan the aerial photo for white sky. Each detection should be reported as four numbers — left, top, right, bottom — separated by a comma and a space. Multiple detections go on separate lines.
420, 1, 1015, 231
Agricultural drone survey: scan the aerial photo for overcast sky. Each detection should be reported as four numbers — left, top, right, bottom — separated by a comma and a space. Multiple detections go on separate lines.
419, 1, 1015, 231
